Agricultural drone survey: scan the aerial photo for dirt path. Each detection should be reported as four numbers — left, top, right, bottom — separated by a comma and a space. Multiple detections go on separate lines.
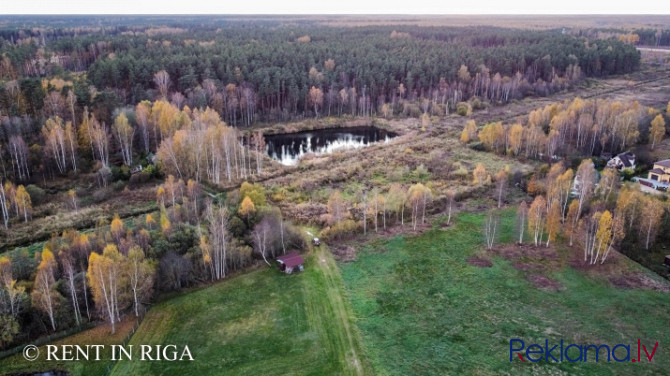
304, 241, 368, 376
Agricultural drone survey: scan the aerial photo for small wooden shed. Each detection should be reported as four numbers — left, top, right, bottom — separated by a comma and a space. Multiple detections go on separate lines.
276, 252, 305, 274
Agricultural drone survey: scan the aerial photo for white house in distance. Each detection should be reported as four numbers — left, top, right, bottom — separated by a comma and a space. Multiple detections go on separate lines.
606, 151, 636, 171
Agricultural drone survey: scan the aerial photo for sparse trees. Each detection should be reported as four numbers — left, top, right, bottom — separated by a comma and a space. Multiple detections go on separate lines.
407, 183, 432, 230
387, 183, 407, 226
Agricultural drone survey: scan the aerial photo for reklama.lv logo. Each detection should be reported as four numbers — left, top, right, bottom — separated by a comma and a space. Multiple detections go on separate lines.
510, 339, 659, 363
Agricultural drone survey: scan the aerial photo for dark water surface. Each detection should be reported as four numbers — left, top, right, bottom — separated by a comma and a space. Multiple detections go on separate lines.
265, 126, 397, 165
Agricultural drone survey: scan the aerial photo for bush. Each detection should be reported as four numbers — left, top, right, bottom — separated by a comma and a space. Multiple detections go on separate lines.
111, 165, 131, 181
456, 102, 472, 116
25, 185, 46, 205
92, 188, 110, 203
112, 181, 126, 191
143, 164, 159, 178
320, 219, 359, 241
229, 216, 247, 238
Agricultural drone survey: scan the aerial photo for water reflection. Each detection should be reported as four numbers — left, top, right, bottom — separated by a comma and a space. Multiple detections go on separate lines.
265, 126, 397, 166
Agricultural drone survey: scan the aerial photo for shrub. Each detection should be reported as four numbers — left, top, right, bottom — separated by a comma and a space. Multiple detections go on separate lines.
92, 188, 110, 203
320, 219, 359, 241
112, 181, 126, 191
456, 102, 472, 116
25, 185, 46, 205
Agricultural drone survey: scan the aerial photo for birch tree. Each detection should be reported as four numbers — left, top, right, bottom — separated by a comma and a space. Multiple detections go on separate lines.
15, 185, 31, 222
0, 257, 26, 318
495, 166, 509, 208
483, 212, 499, 250
564, 200, 580, 246
575, 159, 596, 215
125, 246, 154, 317
206, 204, 230, 280
87, 244, 124, 334
42, 117, 69, 174
32, 248, 60, 331
545, 201, 561, 247
650, 114, 665, 150
528, 195, 546, 246
135, 101, 152, 153
112, 112, 134, 166
638, 197, 665, 250
516, 201, 528, 244
58, 249, 81, 326
0, 180, 9, 228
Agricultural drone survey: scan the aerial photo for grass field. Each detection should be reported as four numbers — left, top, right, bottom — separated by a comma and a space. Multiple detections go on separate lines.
109, 244, 369, 376
339, 211, 670, 375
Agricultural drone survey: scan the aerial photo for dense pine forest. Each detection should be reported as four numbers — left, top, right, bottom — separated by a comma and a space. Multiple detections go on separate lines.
2, 23, 641, 125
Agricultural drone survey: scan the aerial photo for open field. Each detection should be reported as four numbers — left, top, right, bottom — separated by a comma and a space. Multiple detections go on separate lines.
109, 243, 369, 376
340, 211, 670, 375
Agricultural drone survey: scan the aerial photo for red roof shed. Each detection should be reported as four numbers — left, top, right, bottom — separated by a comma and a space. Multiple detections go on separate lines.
276, 252, 305, 274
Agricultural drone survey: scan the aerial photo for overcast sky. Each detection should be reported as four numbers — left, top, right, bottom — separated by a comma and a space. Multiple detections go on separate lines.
1, 0, 669, 15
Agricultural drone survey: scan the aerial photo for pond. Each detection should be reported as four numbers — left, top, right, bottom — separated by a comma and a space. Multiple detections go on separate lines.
265, 126, 397, 166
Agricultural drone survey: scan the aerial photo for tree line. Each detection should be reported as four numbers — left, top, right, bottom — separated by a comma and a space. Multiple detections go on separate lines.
462, 98, 668, 161
0, 25, 640, 125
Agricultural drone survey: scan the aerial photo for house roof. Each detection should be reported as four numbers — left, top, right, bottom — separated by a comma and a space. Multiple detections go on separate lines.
649, 168, 666, 175
617, 152, 635, 168
276, 252, 305, 268
655, 159, 670, 168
